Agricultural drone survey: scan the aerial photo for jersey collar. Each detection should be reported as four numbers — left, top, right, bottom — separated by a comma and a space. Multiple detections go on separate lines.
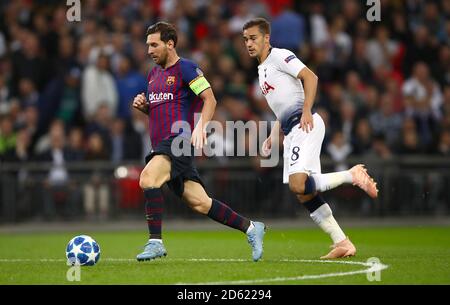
258, 47, 274, 67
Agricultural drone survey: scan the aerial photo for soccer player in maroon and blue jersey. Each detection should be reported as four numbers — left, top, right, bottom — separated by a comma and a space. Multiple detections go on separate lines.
132, 22, 265, 262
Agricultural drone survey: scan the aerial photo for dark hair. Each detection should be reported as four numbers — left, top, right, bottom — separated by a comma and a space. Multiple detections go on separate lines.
242, 18, 271, 35
146, 21, 178, 47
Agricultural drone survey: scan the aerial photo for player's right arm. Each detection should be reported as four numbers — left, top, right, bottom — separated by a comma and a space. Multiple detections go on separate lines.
132, 93, 149, 115
262, 120, 280, 157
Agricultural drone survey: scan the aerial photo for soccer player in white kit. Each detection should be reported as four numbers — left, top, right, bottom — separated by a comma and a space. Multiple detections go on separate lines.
243, 18, 378, 259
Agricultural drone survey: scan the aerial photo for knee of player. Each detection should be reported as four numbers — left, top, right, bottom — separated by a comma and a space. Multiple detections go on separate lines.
139, 172, 162, 189
288, 180, 306, 195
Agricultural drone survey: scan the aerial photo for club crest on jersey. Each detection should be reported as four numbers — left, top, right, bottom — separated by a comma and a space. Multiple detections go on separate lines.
166, 76, 175, 85
261, 81, 274, 95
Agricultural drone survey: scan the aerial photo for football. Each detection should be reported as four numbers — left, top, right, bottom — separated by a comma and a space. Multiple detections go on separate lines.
66, 235, 101, 266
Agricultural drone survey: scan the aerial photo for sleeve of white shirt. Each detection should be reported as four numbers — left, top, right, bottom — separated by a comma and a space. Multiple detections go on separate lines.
274, 49, 306, 78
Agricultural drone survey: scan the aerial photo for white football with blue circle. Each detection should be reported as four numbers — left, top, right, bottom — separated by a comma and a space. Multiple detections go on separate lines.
66, 235, 101, 266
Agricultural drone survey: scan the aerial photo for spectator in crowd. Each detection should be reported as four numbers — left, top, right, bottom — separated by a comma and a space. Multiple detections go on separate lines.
366, 25, 399, 72
421, 1, 445, 42
10, 31, 50, 95
0, 115, 16, 156
37, 120, 80, 220
81, 52, 118, 121
310, 46, 336, 86
352, 118, 373, 156
367, 134, 393, 160
130, 108, 152, 161
396, 117, 424, 154
432, 44, 450, 88
339, 99, 356, 143
369, 92, 404, 148
345, 37, 373, 84
436, 128, 450, 155
441, 86, 450, 128
326, 131, 352, 171
228, 2, 256, 35
83, 132, 110, 220
343, 71, 366, 111
402, 25, 438, 76
85, 103, 114, 152
323, 16, 352, 66
115, 55, 147, 121
270, 3, 305, 53
3, 127, 31, 163
17, 78, 39, 108
0, 75, 10, 106
67, 127, 85, 161
39, 66, 83, 132
109, 117, 142, 163
2, 127, 36, 219
402, 61, 443, 146
309, 2, 328, 48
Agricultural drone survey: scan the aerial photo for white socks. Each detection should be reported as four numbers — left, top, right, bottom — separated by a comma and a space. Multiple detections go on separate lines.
311, 171, 353, 192
310, 204, 346, 244
149, 239, 163, 243
306, 172, 351, 244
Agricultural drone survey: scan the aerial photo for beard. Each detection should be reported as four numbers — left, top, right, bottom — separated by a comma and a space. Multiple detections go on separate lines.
153, 48, 168, 67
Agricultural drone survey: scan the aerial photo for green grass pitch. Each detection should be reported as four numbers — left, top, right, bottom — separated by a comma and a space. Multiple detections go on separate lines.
0, 226, 449, 284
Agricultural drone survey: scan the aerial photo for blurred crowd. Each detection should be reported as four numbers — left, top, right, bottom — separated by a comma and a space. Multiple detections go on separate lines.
0, 0, 449, 168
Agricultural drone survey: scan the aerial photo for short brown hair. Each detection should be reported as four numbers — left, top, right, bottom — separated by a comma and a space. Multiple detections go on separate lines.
146, 21, 178, 47
243, 18, 271, 35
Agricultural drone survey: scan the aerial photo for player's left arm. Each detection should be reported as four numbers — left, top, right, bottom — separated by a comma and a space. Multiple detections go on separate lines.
193, 87, 217, 149
186, 67, 216, 149
297, 67, 318, 133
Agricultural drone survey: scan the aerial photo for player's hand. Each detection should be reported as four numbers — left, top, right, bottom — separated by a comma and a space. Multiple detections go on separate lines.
191, 123, 207, 150
132, 93, 148, 113
261, 136, 272, 157
300, 110, 314, 133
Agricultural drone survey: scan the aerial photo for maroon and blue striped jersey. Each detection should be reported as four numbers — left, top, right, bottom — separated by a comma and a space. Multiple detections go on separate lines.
146, 58, 209, 148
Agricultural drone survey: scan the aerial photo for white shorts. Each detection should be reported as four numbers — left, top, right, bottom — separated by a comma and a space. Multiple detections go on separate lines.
283, 113, 325, 184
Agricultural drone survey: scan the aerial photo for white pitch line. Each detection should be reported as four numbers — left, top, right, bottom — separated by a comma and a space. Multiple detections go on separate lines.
0, 258, 66, 262
176, 260, 389, 285
0, 257, 389, 284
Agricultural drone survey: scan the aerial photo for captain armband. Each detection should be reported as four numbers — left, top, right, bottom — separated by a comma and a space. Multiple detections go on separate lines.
189, 76, 211, 95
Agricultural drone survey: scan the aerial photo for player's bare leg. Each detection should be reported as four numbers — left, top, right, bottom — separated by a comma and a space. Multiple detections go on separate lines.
137, 155, 171, 261
181, 180, 213, 214
182, 180, 266, 262
139, 155, 171, 189
291, 173, 356, 259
